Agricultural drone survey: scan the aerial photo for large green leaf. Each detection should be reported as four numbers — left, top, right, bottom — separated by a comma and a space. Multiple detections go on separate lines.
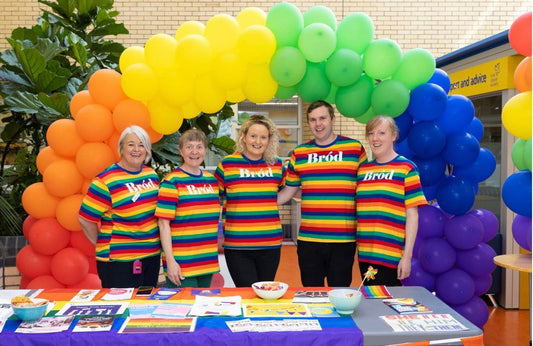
11, 27, 39, 43
4, 91, 41, 114
69, 40, 88, 67
0, 50, 20, 66
212, 136, 236, 155
10, 44, 46, 84
90, 23, 129, 37
38, 92, 70, 116
65, 77, 84, 99
0, 69, 32, 89
34, 38, 64, 61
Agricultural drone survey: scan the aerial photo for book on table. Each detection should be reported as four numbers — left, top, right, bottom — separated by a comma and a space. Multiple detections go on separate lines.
382, 298, 432, 314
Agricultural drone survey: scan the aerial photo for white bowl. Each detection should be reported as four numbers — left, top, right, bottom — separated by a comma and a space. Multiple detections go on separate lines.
252, 281, 289, 300
328, 289, 362, 315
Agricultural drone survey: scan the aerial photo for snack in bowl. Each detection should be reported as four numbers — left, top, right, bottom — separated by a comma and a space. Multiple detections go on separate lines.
11, 296, 49, 322
252, 281, 289, 300
328, 289, 362, 315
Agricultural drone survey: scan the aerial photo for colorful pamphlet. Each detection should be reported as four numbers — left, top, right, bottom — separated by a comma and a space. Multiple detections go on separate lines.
101, 288, 134, 301
292, 290, 330, 303
73, 316, 116, 332
226, 318, 322, 332
360, 285, 392, 299
148, 288, 181, 300
380, 313, 468, 332
191, 289, 221, 296
119, 317, 196, 333
56, 302, 129, 317
15, 316, 75, 333
189, 295, 242, 316
71, 289, 100, 303
243, 303, 311, 318
382, 298, 432, 314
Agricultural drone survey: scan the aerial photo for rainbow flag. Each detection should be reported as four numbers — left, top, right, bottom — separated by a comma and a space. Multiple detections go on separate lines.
119, 317, 196, 333
360, 285, 392, 299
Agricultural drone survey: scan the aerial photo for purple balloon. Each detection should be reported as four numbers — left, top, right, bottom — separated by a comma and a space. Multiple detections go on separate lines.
444, 214, 484, 250
435, 268, 475, 305
401, 258, 436, 292
456, 243, 497, 277
451, 296, 490, 329
512, 215, 532, 251
473, 273, 493, 296
468, 209, 499, 242
417, 205, 446, 239
418, 238, 456, 274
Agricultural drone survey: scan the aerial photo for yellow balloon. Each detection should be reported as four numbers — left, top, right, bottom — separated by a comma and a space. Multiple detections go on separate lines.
148, 99, 183, 134
121, 63, 159, 101
213, 51, 247, 90
175, 21, 205, 41
237, 25, 276, 64
119, 46, 145, 73
226, 87, 246, 103
175, 34, 214, 75
502, 91, 532, 140
237, 7, 267, 29
204, 14, 240, 54
181, 101, 202, 119
243, 63, 278, 103
144, 33, 178, 74
159, 70, 195, 107
194, 74, 226, 114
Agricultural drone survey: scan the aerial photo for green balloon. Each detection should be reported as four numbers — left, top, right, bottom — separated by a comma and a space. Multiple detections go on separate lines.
270, 46, 306, 86
303, 5, 337, 30
266, 2, 303, 47
362, 38, 402, 80
512, 139, 528, 169
297, 62, 331, 102
336, 13, 374, 54
325, 84, 338, 105
275, 84, 298, 100
393, 48, 436, 90
335, 74, 373, 118
298, 23, 336, 62
354, 106, 376, 124
325, 49, 363, 87
371, 79, 410, 117
525, 138, 532, 171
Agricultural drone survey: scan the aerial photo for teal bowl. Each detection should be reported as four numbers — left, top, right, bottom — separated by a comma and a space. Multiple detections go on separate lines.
328, 289, 362, 315
12, 298, 49, 322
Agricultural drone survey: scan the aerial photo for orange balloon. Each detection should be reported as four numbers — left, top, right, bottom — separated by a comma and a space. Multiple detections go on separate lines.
28, 218, 70, 255
70, 90, 94, 118
113, 99, 151, 132
82, 179, 92, 195
70, 231, 95, 256
146, 127, 163, 143
106, 132, 121, 161
76, 142, 115, 179
22, 215, 38, 240
22, 182, 60, 219
75, 104, 114, 142
56, 194, 84, 231
68, 273, 102, 288
16, 245, 52, 279
27, 275, 65, 289
514, 56, 532, 92
36, 146, 62, 175
51, 247, 90, 285
46, 119, 85, 158
88, 69, 127, 111
43, 159, 84, 197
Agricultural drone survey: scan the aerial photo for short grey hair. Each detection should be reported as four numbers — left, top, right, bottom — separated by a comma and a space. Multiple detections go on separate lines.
118, 125, 152, 163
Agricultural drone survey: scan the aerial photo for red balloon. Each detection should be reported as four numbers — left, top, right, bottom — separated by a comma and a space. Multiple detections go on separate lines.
51, 247, 90, 285
28, 218, 70, 255
27, 275, 65, 289
509, 12, 532, 56
70, 231, 95, 257
87, 255, 98, 274
16, 245, 52, 279
19, 275, 31, 289
22, 215, 38, 240
68, 273, 102, 289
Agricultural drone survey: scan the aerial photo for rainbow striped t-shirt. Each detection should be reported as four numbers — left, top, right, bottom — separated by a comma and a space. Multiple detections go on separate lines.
214, 153, 285, 250
356, 155, 427, 268
155, 168, 220, 278
79, 163, 160, 262
285, 135, 367, 243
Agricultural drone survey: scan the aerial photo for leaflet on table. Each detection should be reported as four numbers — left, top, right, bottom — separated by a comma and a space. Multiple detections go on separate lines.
101, 288, 134, 301
226, 318, 322, 332
128, 302, 192, 318
15, 316, 75, 333
292, 290, 330, 303
148, 287, 181, 300
71, 289, 100, 302
0, 303, 12, 333
382, 298, 432, 314
189, 295, 242, 316
118, 316, 197, 333
72, 315, 115, 332
308, 304, 340, 318
380, 314, 468, 332
243, 303, 312, 318
56, 302, 129, 316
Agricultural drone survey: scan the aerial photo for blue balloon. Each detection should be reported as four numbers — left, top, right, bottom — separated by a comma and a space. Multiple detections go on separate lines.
436, 175, 476, 215
394, 138, 414, 159
453, 148, 496, 183
444, 214, 484, 250
417, 205, 446, 239
435, 95, 475, 135
401, 258, 436, 292
428, 68, 451, 94
418, 238, 456, 274
467, 117, 484, 142
456, 243, 497, 277
451, 296, 489, 329
394, 111, 413, 142
436, 268, 475, 305
502, 170, 532, 217
407, 83, 448, 122
413, 155, 446, 186
422, 182, 439, 201
443, 132, 480, 167
407, 121, 446, 159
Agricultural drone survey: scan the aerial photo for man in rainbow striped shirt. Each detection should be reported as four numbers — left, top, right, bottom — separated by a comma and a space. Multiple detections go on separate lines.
278, 100, 367, 287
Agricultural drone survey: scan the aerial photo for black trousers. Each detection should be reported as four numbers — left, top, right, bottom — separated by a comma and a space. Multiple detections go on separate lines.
224, 248, 281, 287
297, 240, 356, 287
97, 254, 161, 288
358, 261, 403, 286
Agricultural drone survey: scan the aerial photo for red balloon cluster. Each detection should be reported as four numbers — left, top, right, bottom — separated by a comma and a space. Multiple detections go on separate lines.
17, 69, 164, 289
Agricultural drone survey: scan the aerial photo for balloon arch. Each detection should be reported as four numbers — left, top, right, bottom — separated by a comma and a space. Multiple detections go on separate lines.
16, 2, 532, 329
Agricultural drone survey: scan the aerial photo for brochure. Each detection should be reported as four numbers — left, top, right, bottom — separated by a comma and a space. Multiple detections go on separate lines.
15, 316, 75, 333
243, 303, 311, 318
119, 316, 196, 333
73, 315, 115, 332
382, 298, 432, 314
148, 288, 181, 300
101, 288, 134, 301
292, 290, 330, 303
56, 302, 129, 317
189, 295, 242, 316
380, 313, 468, 332
71, 289, 100, 303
